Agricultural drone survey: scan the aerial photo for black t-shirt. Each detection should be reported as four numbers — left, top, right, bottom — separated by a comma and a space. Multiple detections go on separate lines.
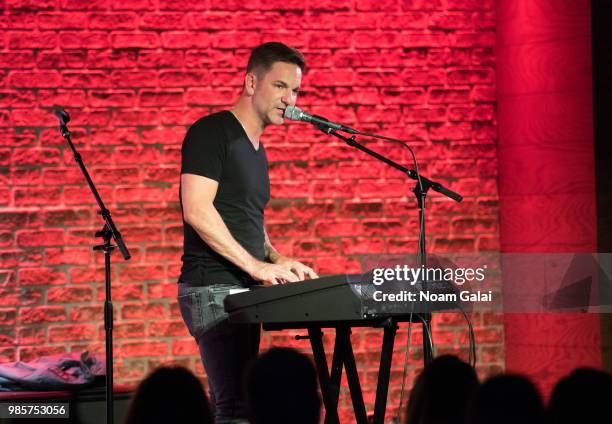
179, 110, 270, 286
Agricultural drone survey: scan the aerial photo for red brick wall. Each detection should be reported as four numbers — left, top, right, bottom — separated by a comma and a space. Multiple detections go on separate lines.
0, 0, 500, 421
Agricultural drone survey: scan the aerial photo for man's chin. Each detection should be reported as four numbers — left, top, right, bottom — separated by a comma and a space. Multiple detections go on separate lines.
268, 115, 284, 126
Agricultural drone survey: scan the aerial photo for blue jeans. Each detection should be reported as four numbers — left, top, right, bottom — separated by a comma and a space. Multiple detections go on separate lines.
178, 283, 260, 424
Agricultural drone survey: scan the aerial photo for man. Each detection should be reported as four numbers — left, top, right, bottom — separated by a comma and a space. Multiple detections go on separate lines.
177, 42, 318, 424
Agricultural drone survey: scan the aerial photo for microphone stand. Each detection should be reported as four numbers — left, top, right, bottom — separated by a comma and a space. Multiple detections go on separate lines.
54, 109, 131, 424
315, 124, 462, 365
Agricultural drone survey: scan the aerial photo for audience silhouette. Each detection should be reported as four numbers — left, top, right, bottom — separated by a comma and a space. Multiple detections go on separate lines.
121, 352, 612, 424
244, 347, 321, 424
547, 367, 612, 424
466, 373, 544, 424
405, 354, 479, 424
124, 365, 213, 424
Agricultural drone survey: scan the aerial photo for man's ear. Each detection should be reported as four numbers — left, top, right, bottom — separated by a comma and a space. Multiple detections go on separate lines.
244, 72, 257, 96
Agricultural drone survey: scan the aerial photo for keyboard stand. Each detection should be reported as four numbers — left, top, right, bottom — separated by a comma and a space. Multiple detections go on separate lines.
265, 319, 405, 424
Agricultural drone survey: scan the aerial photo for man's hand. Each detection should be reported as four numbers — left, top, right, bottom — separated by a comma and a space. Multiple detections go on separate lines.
249, 262, 301, 285
272, 255, 319, 281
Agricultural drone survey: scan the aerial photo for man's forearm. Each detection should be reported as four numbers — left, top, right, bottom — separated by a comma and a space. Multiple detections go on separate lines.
185, 205, 261, 275
264, 228, 283, 263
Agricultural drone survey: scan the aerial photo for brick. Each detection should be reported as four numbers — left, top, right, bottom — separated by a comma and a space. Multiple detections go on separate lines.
14, 187, 62, 206
159, 0, 208, 11
8, 31, 57, 49
60, 0, 107, 10
429, 12, 473, 30
161, 32, 210, 49
292, 239, 338, 257
0, 266, 16, 284
184, 50, 234, 69
311, 181, 355, 199
139, 90, 184, 107
380, 13, 428, 30
472, 48, 495, 66
19, 306, 66, 324
402, 0, 442, 10
69, 267, 105, 284
45, 248, 91, 266
9, 71, 61, 88
88, 128, 139, 146
36, 50, 88, 73
159, 70, 209, 87
69, 304, 103, 321
111, 32, 160, 49
111, 71, 157, 88
185, 88, 235, 106
118, 264, 164, 282
381, 88, 425, 105
121, 302, 165, 319
38, 12, 88, 29
115, 322, 145, 339
428, 48, 471, 67
120, 341, 168, 358
85, 50, 137, 69
187, 12, 234, 30
95, 282, 144, 300
308, 31, 352, 49
0, 287, 41, 307
0, 52, 35, 69
59, 32, 110, 49
451, 31, 495, 47
143, 204, 181, 222
88, 13, 138, 29
355, 0, 398, 11
447, 68, 495, 85
172, 338, 199, 356
316, 256, 360, 274
137, 50, 184, 68
6, 0, 55, 10
19, 346, 66, 362
147, 282, 178, 299
140, 12, 187, 30
49, 324, 96, 342
87, 90, 135, 107
0, 128, 37, 147
110, 109, 159, 126
12, 148, 60, 166
428, 88, 471, 104
112, 0, 155, 10
447, 0, 493, 11
355, 70, 403, 87
401, 32, 447, 48
148, 320, 185, 337
143, 166, 179, 184
62, 71, 111, 88
0, 309, 17, 326
210, 31, 261, 49
353, 31, 401, 49
19, 267, 67, 285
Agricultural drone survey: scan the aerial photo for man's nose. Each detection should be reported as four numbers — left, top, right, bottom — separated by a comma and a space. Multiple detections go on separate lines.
281, 89, 294, 105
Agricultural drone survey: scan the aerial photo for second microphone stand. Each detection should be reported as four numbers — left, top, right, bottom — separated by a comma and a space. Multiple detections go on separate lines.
54, 109, 131, 424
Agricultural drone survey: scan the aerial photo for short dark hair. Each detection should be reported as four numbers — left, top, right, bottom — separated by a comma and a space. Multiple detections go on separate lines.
246, 42, 306, 76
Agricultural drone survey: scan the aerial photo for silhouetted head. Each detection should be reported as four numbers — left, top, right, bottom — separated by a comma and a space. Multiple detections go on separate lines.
466, 374, 543, 424
547, 367, 612, 424
125, 366, 213, 424
245, 347, 321, 424
406, 355, 479, 424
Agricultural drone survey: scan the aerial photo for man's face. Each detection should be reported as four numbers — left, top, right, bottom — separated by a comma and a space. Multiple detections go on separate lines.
250, 61, 302, 126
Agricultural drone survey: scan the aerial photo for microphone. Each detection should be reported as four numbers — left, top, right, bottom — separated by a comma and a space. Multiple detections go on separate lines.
53, 108, 70, 125
283, 105, 357, 134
